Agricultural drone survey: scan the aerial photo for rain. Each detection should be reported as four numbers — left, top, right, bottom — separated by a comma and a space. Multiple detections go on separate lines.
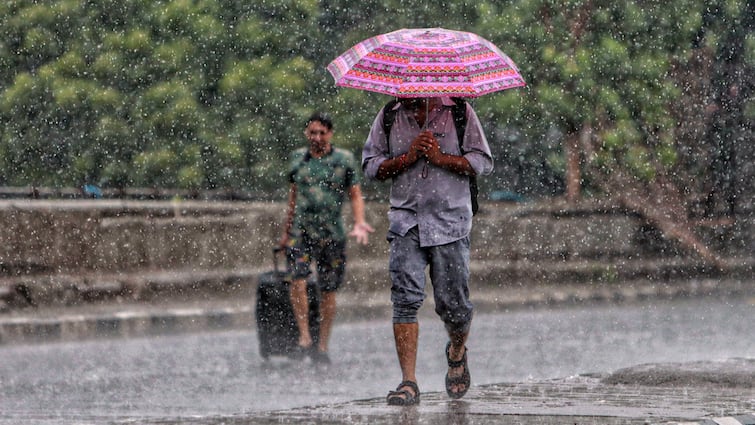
0, 1, 753, 424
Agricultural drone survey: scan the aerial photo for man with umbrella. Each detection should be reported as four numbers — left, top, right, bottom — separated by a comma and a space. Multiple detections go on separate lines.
362, 96, 492, 404
328, 28, 524, 404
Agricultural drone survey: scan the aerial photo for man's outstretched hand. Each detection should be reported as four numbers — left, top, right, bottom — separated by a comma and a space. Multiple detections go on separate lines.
349, 222, 375, 245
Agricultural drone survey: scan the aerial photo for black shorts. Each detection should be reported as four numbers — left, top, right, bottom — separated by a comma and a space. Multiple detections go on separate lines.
286, 235, 346, 292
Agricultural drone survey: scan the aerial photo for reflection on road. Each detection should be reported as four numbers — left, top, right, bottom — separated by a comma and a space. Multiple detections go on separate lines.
0, 298, 752, 424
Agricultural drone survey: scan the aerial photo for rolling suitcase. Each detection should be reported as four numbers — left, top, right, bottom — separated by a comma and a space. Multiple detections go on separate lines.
255, 248, 320, 359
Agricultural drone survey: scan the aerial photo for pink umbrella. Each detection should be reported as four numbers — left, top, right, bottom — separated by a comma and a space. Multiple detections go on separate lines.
326, 27, 526, 98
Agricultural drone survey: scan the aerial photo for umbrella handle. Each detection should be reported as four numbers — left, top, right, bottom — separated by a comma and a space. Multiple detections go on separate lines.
424, 97, 429, 131
419, 97, 430, 178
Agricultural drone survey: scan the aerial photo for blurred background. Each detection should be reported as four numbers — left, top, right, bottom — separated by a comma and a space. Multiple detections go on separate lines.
0, 1, 752, 214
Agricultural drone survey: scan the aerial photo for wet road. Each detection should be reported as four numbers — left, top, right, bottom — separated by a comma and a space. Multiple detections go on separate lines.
0, 297, 753, 424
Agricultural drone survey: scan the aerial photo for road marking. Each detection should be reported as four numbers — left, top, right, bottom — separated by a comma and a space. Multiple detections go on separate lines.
714, 418, 746, 425
662, 415, 755, 425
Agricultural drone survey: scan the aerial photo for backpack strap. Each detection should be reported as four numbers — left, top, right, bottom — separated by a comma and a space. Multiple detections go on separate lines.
288, 151, 312, 183
450, 97, 467, 146
381, 99, 401, 153
450, 98, 479, 216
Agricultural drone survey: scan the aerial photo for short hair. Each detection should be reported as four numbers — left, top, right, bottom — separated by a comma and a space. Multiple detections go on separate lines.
306, 112, 333, 131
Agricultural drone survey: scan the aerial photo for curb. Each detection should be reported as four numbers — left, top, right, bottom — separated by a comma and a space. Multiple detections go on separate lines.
0, 304, 254, 344
1, 277, 753, 345
2, 257, 753, 311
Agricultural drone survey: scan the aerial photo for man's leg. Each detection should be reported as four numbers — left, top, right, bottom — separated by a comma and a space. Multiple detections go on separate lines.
429, 236, 473, 398
289, 278, 312, 348
393, 322, 419, 388
317, 290, 336, 353
387, 228, 426, 402
446, 329, 469, 395
313, 239, 346, 356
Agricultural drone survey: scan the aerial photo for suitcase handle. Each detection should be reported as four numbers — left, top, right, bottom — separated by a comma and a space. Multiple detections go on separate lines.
273, 247, 283, 273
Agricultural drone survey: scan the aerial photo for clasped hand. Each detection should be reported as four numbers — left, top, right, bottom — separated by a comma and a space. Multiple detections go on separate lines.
407, 131, 442, 164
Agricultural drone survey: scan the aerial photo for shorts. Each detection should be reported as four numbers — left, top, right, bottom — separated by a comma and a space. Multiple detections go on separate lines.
388, 226, 473, 333
286, 234, 346, 293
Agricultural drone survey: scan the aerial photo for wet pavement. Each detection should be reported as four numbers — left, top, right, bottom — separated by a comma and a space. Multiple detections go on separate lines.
95, 363, 755, 425
0, 298, 753, 425
28, 362, 751, 425
268, 367, 754, 425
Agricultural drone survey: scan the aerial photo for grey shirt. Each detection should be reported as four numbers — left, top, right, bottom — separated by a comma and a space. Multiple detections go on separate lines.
362, 97, 493, 247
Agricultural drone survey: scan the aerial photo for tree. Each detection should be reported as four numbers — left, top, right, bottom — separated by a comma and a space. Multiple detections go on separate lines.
0, 0, 750, 235
0, 0, 326, 195
471, 0, 755, 266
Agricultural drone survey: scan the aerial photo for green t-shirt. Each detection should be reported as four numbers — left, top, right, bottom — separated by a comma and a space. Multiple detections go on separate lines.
288, 147, 360, 242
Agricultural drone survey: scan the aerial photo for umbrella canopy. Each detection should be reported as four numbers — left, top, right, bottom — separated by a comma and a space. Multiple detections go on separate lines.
327, 28, 525, 98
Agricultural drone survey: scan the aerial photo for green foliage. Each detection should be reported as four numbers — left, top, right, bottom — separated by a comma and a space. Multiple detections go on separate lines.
0, 0, 750, 200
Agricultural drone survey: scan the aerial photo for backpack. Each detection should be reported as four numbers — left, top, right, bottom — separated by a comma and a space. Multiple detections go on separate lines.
381, 98, 479, 215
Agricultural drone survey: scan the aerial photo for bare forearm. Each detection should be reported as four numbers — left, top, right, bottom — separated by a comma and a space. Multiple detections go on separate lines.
349, 185, 367, 224
282, 184, 296, 237
376, 153, 416, 180
428, 153, 476, 176
348, 185, 374, 245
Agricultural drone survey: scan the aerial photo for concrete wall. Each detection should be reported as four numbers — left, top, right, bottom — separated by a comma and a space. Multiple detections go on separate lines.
0, 200, 649, 272
0, 199, 751, 308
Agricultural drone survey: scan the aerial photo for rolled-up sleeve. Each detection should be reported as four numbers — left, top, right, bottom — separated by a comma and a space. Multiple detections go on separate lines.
362, 110, 389, 180
461, 104, 494, 177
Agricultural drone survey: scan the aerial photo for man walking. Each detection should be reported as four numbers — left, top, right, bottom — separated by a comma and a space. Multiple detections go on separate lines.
281, 112, 374, 364
362, 97, 493, 404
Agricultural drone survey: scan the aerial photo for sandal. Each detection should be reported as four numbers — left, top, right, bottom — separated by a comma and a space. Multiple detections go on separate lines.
445, 342, 470, 399
386, 380, 420, 406
309, 349, 331, 365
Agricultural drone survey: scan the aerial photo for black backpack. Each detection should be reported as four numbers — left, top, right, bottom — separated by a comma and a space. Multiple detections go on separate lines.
381, 98, 479, 215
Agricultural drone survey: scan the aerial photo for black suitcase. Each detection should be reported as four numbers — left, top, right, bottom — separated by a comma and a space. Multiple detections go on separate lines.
255, 248, 320, 359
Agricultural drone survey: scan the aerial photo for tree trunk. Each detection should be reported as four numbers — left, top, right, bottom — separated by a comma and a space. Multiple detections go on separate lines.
613, 174, 726, 270
565, 131, 581, 203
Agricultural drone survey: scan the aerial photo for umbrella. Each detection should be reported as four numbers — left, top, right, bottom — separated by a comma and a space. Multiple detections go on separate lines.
326, 27, 525, 98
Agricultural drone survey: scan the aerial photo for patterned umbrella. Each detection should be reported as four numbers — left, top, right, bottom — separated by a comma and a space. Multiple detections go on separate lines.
326, 28, 525, 98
